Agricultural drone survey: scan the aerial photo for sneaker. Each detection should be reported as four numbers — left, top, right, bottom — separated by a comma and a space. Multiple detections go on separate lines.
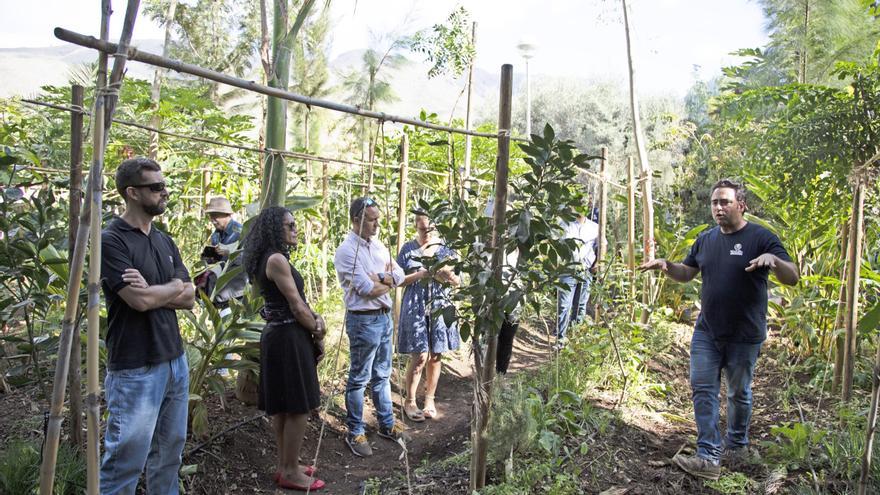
345, 433, 373, 457
377, 422, 412, 443
672, 453, 721, 480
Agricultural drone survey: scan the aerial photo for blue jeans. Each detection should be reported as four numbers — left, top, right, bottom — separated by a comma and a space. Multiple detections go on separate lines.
100, 354, 189, 495
345, 312, 394, 435
556, 270, 591, 339
690, 329, 761, 463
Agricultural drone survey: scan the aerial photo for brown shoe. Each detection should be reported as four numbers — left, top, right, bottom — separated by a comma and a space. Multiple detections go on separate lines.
378, 422, 412, 443
673, 453, 721, 480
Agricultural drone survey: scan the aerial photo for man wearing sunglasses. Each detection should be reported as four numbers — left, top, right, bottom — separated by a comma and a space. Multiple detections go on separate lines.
335, 197, 409, 457
100, 157, 195, 494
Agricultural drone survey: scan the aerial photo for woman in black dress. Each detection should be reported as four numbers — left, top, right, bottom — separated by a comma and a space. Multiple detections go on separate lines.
243, 206, 326, 491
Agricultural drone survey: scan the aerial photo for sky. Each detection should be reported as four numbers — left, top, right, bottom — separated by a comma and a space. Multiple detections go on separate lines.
0, 0, 769, 97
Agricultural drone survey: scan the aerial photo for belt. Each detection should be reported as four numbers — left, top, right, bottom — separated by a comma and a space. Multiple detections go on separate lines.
348, 307, 389, 316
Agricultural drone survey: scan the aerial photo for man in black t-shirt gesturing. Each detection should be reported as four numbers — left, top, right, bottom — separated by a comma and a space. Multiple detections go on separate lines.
100, 157, 195, 494
640, 179, 799, 480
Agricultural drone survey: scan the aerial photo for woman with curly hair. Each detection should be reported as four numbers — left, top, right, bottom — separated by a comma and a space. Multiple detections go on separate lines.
243, 206, 326, 491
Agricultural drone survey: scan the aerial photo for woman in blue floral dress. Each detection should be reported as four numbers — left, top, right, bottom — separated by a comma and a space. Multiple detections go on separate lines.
397, 214, 460, 421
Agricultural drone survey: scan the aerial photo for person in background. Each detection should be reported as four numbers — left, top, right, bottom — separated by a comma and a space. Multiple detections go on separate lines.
334, 197, 410, 457
243, 206, 325, 491
640, 179, 799, 480
396, 213, 460, 422
555, 209, 599, 348
199, 196, 246, 308
100, 157, 195, 494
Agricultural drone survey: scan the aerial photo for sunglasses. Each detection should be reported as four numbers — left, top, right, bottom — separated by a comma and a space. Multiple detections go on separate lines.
352, 197, 376, 219
130, 181, 167, 193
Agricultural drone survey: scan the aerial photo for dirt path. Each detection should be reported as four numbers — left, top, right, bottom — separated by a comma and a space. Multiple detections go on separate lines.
186, 325, 555, 495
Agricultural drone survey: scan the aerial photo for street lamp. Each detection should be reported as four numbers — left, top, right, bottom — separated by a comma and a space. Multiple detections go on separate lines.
517, 38, 536, 137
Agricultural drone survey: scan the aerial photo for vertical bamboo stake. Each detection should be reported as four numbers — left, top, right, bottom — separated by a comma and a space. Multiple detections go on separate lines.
462, 21, 477, 199
393, 134, 410, 333
85, 95, 106, 495
595, 148, 608, 319
320, 161, 329, 298
626, 156, 636, 299
470, 63, 512, 492
67, 84, 85, 450
859, 336, 880, 495
842, 176, 865, 402
148, 0, 177, 160
832, 219, 850, 392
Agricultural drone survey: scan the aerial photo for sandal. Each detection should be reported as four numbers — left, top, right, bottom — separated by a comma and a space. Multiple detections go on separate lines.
276, 475, 325, 491
273, 466, 316, 483
422, 395, 437, 419
404, 401, 425, 422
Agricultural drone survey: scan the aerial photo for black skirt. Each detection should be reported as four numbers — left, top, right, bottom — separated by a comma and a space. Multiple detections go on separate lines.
258, 321, 320, 415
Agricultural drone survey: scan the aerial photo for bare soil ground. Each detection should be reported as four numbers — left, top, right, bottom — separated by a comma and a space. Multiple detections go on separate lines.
0, 321, 841, 494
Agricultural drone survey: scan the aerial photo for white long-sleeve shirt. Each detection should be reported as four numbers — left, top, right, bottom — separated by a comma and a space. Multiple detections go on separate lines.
562, 218, 599, 268
334, 231, 404, 311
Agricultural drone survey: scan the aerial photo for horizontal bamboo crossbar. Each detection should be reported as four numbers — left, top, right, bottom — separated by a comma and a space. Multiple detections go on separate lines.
54, 27, 529, 143
19, 98, 468, 180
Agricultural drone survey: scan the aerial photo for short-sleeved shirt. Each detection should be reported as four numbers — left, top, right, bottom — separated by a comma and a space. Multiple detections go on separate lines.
101, 217, 190, 370
683, 223, 792, 343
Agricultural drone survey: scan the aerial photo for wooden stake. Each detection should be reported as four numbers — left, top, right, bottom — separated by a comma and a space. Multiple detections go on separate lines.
320, 161, 329, 298
67, 84, 85, 450
858, 335, 880, 495
626, 156, 636, 299
393, 134, 410, 333
832, 219, 850, 393
471, 63, 512, 492
842, 176, 865, 402
597, 147, 608, 265
462, 21, 477, 199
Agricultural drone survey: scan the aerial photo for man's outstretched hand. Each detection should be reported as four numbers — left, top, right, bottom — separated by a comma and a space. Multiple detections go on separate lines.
745, 253, 777, 272
638, 258, 668, 273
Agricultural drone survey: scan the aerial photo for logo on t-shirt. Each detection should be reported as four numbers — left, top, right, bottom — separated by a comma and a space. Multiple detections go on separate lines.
730, 243, 743, 256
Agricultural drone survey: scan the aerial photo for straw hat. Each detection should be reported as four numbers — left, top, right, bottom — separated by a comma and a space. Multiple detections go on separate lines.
205, 197, 234, 215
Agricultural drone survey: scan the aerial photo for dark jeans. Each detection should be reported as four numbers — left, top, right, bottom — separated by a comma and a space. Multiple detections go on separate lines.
690, 329, 762, 463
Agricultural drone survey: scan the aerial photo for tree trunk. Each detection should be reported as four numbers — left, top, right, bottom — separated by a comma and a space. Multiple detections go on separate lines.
148, 0, 177, 159
470, 64, 512, 492
261, 0, 317, 208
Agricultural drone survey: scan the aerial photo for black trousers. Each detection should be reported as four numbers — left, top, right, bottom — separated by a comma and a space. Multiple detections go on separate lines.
496, 315, 519, 374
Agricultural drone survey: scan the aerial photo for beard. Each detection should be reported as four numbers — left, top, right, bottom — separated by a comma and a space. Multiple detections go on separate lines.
144, 202, 166, 216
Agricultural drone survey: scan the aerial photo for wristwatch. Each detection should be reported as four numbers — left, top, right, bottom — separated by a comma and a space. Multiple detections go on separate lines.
378, 273, 386, 284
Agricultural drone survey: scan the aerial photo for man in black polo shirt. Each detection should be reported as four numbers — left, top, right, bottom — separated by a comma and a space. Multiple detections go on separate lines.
640, 179, 799, 480
100, 157, 195, 494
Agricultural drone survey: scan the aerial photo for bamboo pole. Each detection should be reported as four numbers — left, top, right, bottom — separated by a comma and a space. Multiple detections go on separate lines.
67, 84, 85, 450
470, 63, 512, 492
858, 336, 880, 495
393, 134, 410, 333
626, 156, 636, 299
320, 161, 329, 298
462, 21, 477, 199
53, 27, 524, 142
84, 94, 106, 495
832, 219, 850, 393
842, 176, 866, 402
595, 148, 608, 320
22, 99, 485, 182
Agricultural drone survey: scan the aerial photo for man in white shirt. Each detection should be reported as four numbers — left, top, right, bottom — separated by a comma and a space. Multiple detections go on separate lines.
556, 211, 599, 347
334, 197, 408, 457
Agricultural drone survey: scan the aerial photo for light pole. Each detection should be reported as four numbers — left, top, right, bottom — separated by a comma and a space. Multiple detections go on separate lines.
517, 38, 536, 137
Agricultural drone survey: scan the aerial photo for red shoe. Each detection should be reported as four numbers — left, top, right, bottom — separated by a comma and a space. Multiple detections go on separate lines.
276, 476, 325, 491
273, 466, 316, 483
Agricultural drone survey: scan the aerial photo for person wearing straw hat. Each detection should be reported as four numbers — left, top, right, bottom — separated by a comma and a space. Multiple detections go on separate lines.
199, 196, 246, 307
100, 157, 194, 494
